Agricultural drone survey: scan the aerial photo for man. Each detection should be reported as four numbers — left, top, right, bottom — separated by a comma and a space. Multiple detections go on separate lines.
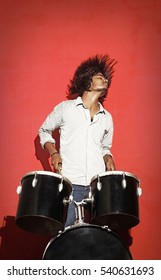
39, 54, 116, 226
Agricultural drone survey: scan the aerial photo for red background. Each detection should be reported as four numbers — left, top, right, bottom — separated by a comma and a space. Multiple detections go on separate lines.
0, 0, 161, 260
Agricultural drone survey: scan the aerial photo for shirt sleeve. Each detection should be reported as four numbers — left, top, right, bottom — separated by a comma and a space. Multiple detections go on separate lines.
38, 102, 64, 148
101, 113, 114, 157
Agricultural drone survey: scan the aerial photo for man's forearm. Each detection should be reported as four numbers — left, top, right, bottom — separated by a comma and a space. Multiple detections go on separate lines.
44, 142, 58, 156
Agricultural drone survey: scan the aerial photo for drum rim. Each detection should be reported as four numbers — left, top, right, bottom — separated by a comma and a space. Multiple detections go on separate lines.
91, 171, 139, 182
44, 223, 110, 249
21, 170, 72, 185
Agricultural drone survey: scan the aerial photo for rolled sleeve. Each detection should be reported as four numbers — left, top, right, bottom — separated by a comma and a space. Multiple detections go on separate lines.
101, 114, 114, 157
39, 102, 64, 148
39, 127, 55, 148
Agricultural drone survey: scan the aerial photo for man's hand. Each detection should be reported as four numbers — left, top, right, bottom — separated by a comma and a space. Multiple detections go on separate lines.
104, 154, 116, 171
51, 153, 62, 174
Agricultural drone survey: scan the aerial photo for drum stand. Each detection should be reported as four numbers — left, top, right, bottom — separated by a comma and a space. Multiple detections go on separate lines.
74, 196, 94, 225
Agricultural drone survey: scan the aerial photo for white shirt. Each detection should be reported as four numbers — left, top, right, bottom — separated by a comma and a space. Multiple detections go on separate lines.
39, 97, 114, 185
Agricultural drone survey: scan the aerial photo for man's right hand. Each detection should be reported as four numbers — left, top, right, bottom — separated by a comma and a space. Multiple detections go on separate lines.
51, 152, 62, 174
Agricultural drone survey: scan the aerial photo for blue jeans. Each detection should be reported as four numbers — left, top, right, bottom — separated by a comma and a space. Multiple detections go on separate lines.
65, 185, 90, 227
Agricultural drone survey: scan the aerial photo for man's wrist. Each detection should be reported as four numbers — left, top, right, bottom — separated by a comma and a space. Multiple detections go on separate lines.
51, 152, 59, 157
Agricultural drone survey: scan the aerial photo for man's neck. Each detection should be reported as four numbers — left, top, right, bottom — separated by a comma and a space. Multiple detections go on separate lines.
82, 91, 100, 116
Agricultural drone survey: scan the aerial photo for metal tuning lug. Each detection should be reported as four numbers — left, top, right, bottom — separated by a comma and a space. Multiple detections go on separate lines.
137, 180, 142, 196
32, 172, 38, 188
16, 183, 22, 195
97, 175, 102, 191
88, 188, 92, 199
63, 194, 73, 205
58, 178, 63, 192
122, 173, 127, 189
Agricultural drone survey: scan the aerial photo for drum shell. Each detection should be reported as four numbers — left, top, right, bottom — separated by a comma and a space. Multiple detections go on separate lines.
15, 171, 72, 235
90, 171, 140, 229
43, 224, 132, 260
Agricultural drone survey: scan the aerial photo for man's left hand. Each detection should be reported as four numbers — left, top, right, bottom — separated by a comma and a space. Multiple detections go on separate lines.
104, 154, 116, 171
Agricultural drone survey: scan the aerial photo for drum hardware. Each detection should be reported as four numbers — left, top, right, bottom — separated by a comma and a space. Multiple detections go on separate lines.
102, 225, 109, 230
64, 193, 94, 225
32, 172, 38, 188
74, 194, 94, 224
121, 173, 127, 189
88, 190, 92, 198
137, 186, 142, 196
82, 196, 94, 204
58, 177, 63, 192
74, 201, 85, 224
16, 184, 22, 194
63, 195, 73, 205
97, 175, 102, 191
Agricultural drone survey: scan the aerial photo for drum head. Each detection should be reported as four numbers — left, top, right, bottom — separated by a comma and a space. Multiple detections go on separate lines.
43, 224, 132, 260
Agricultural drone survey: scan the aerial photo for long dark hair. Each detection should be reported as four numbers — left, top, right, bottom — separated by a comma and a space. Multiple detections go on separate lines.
67, 54, 117, 103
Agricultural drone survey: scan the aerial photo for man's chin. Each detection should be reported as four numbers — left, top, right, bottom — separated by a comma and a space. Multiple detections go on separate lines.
94, 86, 107, 92
94, 87, 107, 96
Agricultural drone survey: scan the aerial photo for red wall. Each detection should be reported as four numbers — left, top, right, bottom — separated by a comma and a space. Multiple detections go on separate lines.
0, 0, 161, 260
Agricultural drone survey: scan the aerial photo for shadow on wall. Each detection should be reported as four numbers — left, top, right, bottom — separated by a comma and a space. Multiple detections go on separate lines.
0, 216, 51, 260
34, 129, 60, 172
0, 216, 133, 260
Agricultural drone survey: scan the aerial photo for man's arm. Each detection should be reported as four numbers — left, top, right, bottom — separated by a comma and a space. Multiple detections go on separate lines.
44, 142, 62, 173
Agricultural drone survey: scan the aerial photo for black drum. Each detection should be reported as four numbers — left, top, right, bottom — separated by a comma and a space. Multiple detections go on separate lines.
43, 224, 132, 260
90, 171, 141, 229
15, 171, 72, 235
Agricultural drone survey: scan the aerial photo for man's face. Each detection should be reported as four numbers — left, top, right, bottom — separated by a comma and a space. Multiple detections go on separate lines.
89, 73, 108, 92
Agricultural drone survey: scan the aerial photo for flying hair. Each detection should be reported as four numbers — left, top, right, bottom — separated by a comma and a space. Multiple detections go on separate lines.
67, 54, 117, 103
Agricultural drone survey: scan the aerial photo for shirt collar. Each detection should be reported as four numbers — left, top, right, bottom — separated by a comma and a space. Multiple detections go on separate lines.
75, 96, 106, 114
75, 96, 84, 106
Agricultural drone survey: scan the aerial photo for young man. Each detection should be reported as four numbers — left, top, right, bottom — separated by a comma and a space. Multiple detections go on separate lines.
39, 54, 116, 226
